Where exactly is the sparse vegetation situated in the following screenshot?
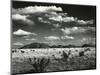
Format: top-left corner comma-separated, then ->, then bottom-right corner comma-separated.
27,57 -> 50,73
12,47 -> 96,74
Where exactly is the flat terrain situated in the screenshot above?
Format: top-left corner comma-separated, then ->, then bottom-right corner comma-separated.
11,47 -> 96,74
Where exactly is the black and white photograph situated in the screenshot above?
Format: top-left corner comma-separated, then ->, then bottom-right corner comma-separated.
11,0 -> 96,75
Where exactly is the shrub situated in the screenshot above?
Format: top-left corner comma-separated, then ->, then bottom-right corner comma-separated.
12,49 -> 17,53
75,50 -> 78,52
79,48 -> 91,57
62,50 -> 71,61
21,50 -> 24,53
59,51 -> 61,54
84,48 -> 91,52
28,57 -> 50,73
12,50 -> 15,53
79,51 -> 85,57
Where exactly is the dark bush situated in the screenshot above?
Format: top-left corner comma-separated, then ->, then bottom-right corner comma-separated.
21,50 -> 24,53
12,50 -> 17,53
28,57 -> 50,73
84,48 -> 91,52
59,51 -> 61,54
79,51 -> 85,57
62,50 -> 71,61
79,48 -> 91,57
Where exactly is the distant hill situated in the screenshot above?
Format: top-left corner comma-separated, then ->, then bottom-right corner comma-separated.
50,45 -> 80,48
82,44 -> 96,47
19,42 -> 96,49
20,42 -> 50,49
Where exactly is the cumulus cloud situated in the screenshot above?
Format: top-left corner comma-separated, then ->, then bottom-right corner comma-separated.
43,12 -> 68,21
38,17 -> 51,24
38,12 -> 93,27
13,42 -> 24,46
13,29 -> 37,36
60,27 -> 94,35
77,20 -> 94,25
49,16 -> 76,22
60,27 -> 79,35
40,9 -> 93,26
12,5 -> 94,28
49,15 -> 62,21
60,28 -> 71,35
49,15 -> 93,25
38,17 -> 61,28
52,23 -> 61,28
61,35 -> 74,40
44,36 -> 60,40
12,6 -> 62,14
12,14 -> 34,25
25,38 -> 36,41
81,37 -> 96,45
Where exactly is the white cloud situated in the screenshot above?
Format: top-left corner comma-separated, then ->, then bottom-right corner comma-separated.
49,15 -> 63,21
59,13 -> 68,16
38,17 -> 51,24
44,12 -> 58,17
13,42 -> 24,46
77,20 -> 93,25
81,37 -> 96,45
49,15 -> 93,24
60,27 -> 86,35
12,14 -> 34,25
61,35 -> 74,39
60,27 -> 95,37
12,6 -> 94,26
47,12 -> 93,25
12,14 -> 28,20
44,36 -> 60,40
44,12 -> 68,20
25,38 -> 36,41
63,17 -> 77,22
60,28 -> 71,35
49,16 -> 76,22
12,6 -> 62,14
38,17 -> 61,28
13,29 -> 37,36
52,23 -> 61,28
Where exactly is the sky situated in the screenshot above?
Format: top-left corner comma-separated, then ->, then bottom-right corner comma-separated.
12,0 -> 96,48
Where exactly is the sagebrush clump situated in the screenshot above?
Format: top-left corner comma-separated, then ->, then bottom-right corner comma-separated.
28,57 -> 50,72
62,50 -> 71,61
